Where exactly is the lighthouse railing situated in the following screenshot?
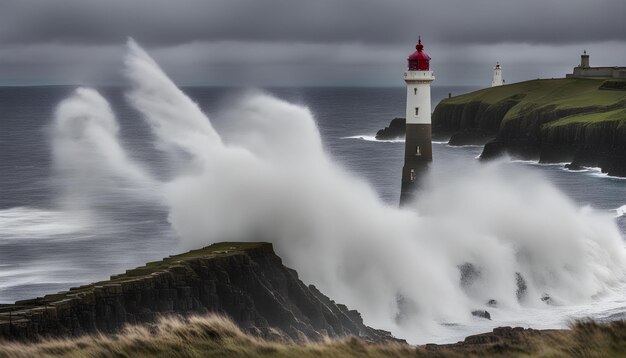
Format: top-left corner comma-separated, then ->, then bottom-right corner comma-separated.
403,71 -> 435,80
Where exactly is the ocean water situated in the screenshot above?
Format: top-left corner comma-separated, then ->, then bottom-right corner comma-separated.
1,85 -> 625,342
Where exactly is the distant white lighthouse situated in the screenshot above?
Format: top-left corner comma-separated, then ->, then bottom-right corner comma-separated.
400,37 -> 434,205
491,62 -> 504,87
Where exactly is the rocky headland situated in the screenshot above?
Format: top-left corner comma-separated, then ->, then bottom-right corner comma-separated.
434,78 -> 626,176
0,242 -> 396,343
377,78 -> 626,176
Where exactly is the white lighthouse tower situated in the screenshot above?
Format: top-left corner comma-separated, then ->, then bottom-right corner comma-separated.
491,62 -> 504,87
400,37 -> 435,205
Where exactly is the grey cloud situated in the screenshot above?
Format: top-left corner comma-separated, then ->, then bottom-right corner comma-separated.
1,0 -> 625,86
2,40 -> 624,86
1,0 -> 625,46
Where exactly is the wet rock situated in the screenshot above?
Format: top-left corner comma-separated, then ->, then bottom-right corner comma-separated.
472,310 -> 492,320
421,325 -> 545,355
487,299 -> 498,307
375,118 -> 405,140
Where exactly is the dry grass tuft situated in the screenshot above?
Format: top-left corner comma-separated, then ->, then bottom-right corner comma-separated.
0,314 -> 415,358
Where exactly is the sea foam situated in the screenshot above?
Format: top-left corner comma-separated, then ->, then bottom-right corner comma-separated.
341,135 -> 405,143
0,207 -> 86,240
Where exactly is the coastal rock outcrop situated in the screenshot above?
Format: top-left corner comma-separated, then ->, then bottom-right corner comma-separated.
375,117 -> 406,140
0,242 -> 398,343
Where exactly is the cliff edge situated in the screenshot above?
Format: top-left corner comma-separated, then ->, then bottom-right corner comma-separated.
0,242 -> 397,343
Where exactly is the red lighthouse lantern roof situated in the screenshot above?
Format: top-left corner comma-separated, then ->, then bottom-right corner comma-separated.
408,37 -> 431,71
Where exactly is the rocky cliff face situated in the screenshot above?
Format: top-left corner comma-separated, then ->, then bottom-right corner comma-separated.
0,242 -> 398,343
538,119 -> 626,176
431,94 -> 524,146
472,104 -> 626,177
432,95 -> 524,136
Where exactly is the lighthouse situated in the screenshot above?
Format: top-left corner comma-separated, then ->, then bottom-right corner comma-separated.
400,37 -> 434,205
491,62 -> 504,87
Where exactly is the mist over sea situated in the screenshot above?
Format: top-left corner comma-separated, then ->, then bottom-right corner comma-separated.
1,80 -> 625,343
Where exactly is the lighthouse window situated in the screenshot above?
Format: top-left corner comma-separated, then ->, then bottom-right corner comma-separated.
415,107 -> 419,116
410,169 -> 416,181
415,146 -> 421,156
414,88 -> 417,95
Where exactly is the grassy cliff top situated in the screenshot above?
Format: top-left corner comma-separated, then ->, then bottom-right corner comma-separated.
444,78 -> 626,108
114,241 -> 271,278
440,78 -> 626,125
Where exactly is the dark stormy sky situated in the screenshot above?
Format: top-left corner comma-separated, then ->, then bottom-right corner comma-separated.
1,0 -> 625,86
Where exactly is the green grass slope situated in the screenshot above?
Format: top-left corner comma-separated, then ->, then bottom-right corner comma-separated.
545,107 -> 626,128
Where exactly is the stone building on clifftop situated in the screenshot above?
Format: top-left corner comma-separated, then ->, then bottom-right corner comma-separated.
566,50 -> 626,79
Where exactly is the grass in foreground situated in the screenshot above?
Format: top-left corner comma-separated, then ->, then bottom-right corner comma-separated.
0,315 -> 412,358
2,314 -> 626,358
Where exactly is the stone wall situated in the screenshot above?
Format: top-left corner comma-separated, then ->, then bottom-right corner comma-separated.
567,66 -> 626,79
